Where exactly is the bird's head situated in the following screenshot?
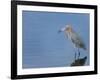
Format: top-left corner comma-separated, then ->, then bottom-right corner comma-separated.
58,24 -> 72,33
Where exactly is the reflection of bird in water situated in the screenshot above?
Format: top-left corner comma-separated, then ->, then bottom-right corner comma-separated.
59,24 -> 86,60
70,56 -> 87,66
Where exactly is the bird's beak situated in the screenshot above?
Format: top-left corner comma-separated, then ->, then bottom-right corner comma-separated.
58,27 -> 66,33
58,30 -> 62,33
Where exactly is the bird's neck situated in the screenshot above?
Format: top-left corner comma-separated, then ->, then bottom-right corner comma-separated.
65,31 -> 72,39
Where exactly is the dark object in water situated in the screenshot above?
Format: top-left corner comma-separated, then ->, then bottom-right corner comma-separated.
71,56 -> 87,66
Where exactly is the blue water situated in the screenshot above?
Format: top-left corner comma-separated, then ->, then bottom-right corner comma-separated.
22,11 -> 90,68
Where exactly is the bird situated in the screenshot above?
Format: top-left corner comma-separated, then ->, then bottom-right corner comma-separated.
59,24 -> 86,60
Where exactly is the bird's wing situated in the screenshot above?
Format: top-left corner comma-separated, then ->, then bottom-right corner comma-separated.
70,31 -> 86,50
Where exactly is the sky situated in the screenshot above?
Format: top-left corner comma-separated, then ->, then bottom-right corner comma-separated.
22,10 -> 90,69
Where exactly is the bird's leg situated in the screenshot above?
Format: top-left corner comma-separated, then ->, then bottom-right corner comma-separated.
78,48 -> 80,59
74,52 -> 77,61
74,46 -> 77,61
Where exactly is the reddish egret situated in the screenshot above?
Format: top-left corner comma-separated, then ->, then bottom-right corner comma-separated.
59,24 -> 86,59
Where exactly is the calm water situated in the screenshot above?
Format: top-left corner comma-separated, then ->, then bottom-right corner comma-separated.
22,11 -> 90,68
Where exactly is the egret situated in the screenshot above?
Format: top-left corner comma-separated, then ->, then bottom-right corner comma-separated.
59,24 -> 86,60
